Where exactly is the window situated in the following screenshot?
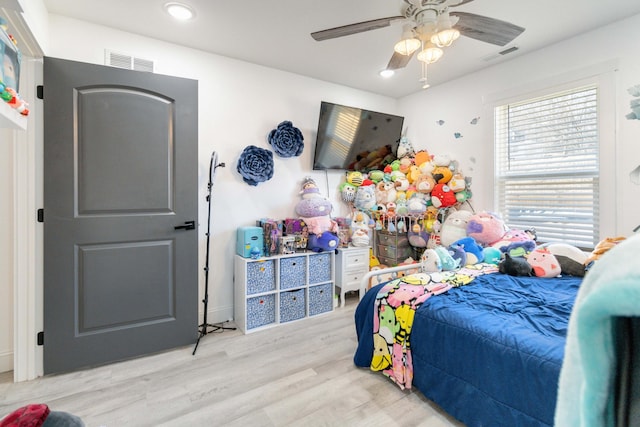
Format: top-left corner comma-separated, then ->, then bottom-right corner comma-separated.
494,85 -> 599,249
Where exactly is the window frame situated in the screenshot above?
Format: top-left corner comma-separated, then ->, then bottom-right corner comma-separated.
485,63 -> 617,249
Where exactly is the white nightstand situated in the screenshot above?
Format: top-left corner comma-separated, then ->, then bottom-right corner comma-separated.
335,246 -> 370,307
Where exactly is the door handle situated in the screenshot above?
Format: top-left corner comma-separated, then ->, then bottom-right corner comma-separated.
175,220 -> 196,231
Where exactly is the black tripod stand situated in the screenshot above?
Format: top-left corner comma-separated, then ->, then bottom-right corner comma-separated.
193,151 -> 236,355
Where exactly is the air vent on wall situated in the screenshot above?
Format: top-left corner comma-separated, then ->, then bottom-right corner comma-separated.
482,46 -> 519,62
105,49 -> 154,72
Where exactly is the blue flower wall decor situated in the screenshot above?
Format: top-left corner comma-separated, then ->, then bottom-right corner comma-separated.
268,120 -> 304,157
237,145 -> 274,186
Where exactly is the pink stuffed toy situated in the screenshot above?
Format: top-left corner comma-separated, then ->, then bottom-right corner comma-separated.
466,212 -> 506,246
526,247 -> 561,278
492,228 -> 534,251
304,215 -> 338,235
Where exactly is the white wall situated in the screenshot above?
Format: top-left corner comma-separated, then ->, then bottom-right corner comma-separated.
43,14 -> 397,328
0,129 -> 14,372
398,13 -> 640,237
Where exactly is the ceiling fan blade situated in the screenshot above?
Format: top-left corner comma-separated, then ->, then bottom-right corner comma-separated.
450,11 -> 525,46
450,0 -> 476,6
387,50 -> 415,70
311,16 -> 404,41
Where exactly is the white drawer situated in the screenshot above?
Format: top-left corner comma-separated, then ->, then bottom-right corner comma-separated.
340,268 -> 367,289
343,249 -> 369,270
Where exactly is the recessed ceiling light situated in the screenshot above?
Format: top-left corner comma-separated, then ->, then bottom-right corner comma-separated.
164,2 -> 195,21
379,69 -> 394,78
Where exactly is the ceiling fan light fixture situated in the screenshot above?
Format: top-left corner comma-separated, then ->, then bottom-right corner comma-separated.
417,45 -> 443,64
431,28 -> 460,47
379,69 -> 395,78
431,12 -> 460,47
164,2 -> 195,21
394,24 -> 421,56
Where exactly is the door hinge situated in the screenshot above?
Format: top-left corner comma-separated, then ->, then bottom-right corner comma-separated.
37,208 -> 44,223
37,331 -> 44,346
37,85 -> 44,100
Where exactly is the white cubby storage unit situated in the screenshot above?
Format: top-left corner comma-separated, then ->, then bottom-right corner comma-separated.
234,251 -> 335,333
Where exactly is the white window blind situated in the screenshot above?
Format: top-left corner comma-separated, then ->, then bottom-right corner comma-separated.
494,85 -> 599,249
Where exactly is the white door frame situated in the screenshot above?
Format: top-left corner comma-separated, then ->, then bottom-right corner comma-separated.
13,57 -> 44,381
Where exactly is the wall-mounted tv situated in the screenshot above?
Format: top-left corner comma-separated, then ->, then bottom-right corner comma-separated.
312,101 -> 404,172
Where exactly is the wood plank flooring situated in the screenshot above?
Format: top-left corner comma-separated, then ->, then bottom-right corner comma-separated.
0,295 -> 464,426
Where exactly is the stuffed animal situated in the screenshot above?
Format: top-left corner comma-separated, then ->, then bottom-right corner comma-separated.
439,209 -> 473,247
307,232 -> 339,252
414,173 -> 436,195
492,228 -> 534,251
430,184 -> 457,208
466,212 -> 506,246
304,215 -> 338,235
500,240 -> 536,258
432,166 -> 453,184
407,194 -> 427,215
526,247 -> 561,278
338,182 -> 357,203
375,180 -> 397,205
408,222 -> 429,248
367,169 -> 385,183
482,247 -> 503,265
420,248 -> 442,272
432,153 -> 452,167
584,236 -> 626,265
414,150 -> 431,168
350,227 -> 370,247
450,236 -> 484,265
346,171 -> 364,187
499,253 -> 532,276
448,244 -> 467,267
396,136 -> 416,159
540,242 -> 588,277
354,184 -> 376,211
448,173 -> 466,192
434,246 -> 459,270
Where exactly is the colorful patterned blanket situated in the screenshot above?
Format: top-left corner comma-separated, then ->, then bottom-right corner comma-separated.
371,264 -> 499,389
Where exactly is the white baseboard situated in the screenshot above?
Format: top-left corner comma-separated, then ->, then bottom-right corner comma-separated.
201,304 -> 234,325
0,350 -> 13,374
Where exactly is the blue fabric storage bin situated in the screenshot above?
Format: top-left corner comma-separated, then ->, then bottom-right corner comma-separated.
280,256 -> 306,290
308,253 -> 331,284
246,293 -> 276,330
279,288 -> 306,323
309,283 -> 333,316
246,260 -> 276,295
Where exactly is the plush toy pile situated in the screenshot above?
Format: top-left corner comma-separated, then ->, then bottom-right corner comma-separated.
295,177 -> 339,252
336,140 -> 593,278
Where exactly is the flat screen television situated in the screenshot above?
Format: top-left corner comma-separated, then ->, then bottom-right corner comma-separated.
312,101 -> 404,172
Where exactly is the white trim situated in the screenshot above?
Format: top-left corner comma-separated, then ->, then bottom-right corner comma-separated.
13,57 -> 44,382
0,349 -> 13,373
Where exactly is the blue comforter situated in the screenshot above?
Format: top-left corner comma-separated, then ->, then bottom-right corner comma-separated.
354,273 -> 582,427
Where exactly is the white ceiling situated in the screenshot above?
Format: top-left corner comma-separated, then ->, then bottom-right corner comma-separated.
42,0 -> 640,99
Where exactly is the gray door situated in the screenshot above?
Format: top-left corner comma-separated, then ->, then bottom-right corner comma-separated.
43,57 -> 198,374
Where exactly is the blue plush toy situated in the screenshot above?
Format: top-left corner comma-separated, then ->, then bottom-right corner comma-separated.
434,246 -> 459,271
500,240 -> 536,258
307,232 -> 339,253
482,247 -> 503,265
451,236 -> 485,264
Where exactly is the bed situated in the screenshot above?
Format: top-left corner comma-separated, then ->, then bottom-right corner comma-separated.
353,264 -> 582,427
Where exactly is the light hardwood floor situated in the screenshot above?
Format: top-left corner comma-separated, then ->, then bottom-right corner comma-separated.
0,294 -> 464,426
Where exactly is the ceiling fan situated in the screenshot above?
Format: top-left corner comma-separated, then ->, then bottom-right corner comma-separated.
311,0 -> 525,85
